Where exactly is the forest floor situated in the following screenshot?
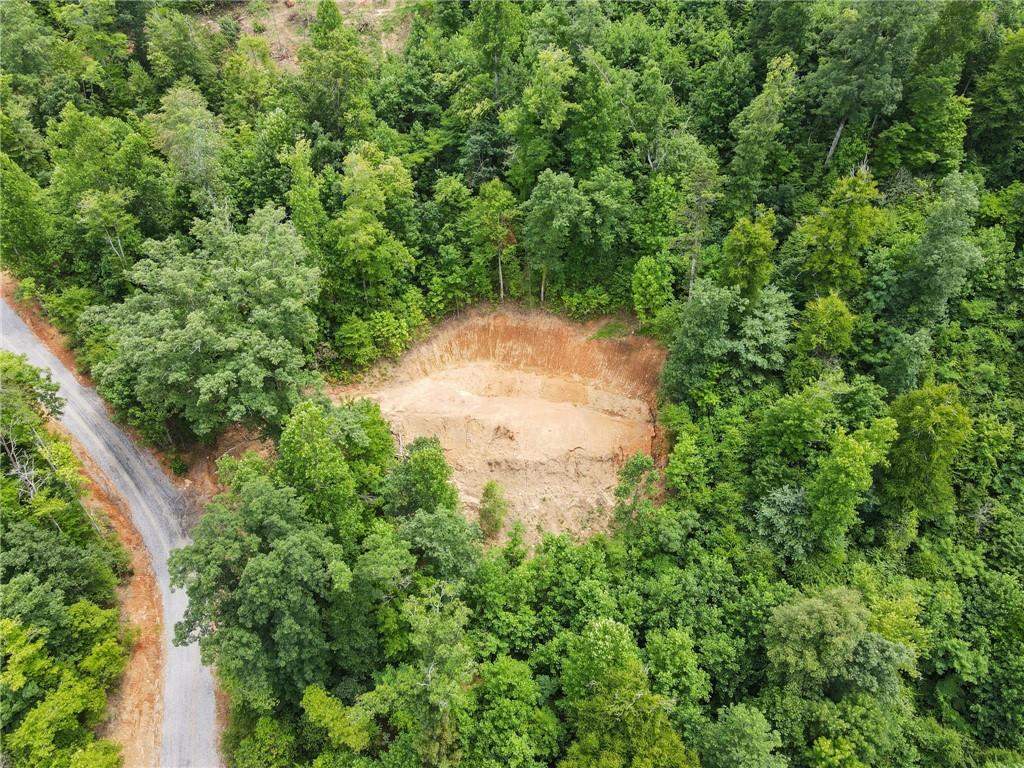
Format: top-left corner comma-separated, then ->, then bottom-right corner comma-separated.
333,306 -> 666,543
169,423 -> 274,529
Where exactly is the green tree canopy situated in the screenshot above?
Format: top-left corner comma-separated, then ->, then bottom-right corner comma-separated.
86,205 -> 319,441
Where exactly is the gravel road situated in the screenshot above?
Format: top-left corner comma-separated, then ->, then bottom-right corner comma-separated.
2,299 -> 219,767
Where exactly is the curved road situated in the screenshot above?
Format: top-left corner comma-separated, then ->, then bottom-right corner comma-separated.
1,299 -> 219,767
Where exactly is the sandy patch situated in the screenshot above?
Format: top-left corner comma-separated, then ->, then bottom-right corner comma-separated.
334,307 -> 665,542
228,0 -> 310,71
340,0 -> 413,54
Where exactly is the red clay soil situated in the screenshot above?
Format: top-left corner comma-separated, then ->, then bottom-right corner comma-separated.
53,425 -> 164,768
172,424 -> 276,528
335,306 -> 666,543
1,274 -> 92,388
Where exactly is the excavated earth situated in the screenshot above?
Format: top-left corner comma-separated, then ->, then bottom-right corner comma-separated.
335,307 -> 665,542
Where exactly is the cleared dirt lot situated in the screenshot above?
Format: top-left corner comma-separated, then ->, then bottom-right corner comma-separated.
336,307 -> 665,542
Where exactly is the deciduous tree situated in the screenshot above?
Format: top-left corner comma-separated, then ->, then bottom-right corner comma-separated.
86,206 -> 319,441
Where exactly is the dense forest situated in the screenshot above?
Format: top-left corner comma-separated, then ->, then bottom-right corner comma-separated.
0,353 -> 130,768
1,0 -> 1023,767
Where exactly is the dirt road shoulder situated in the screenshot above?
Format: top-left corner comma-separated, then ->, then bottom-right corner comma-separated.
57,425 -> 164,768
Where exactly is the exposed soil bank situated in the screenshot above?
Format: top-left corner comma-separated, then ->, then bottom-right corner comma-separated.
335,307 -> 665,542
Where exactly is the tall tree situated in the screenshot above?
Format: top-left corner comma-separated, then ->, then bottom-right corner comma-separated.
566,50 -> 627,178
144,6 -> 222,97
721,207 -> 777,307
560,618 -> 697,768
874,1 -> 980,176
0,153 -> 54,283
147,84 -> 225,210
520,170 -> 590,303
576,167 -> 634,292
169,453 -> 346,712
467,179 -> 519,301
631,254 -> 674,330
889,172 -> 980,325
295,0 -> 373,143
281,138 -> 328,269
500,47 -> 578,196
220,36 -> 282,127
468,0 -> 524,103
464,655 -> 557,767
356,590 -> 476,766
325,142 -> 417,327
663,135 -> 723,300
788,294 -> 856,385
882,383 -> 972,537
277,401 -> 362,549
805,417 -> 897,558
804,1 -> 927,166
384,436 -> 459,518
660,281 -> 738,411
795,169 -> 882,298
85,206 -> 319,441
969,28 -> 1024,185
701,704 -> 789,768
46,104 -> 176,295
726,55 -> 798,217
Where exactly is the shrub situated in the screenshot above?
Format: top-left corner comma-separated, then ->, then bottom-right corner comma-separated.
561,287 -> 612,320
45,286 -> 101,343
367,310 -> 411,358
335,316 -> 378,370
631,255 -> 673,327
13,277 -> 38,303
170,455 -> 189,476
478,480 -> 508,539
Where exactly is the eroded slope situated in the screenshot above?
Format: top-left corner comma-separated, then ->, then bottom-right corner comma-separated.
336,307 -> 665,541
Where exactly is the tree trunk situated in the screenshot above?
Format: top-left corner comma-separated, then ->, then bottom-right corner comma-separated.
497,255 -> 504,301
540,267 -> 546,304
687,250 -> 698,302
492,50 -> 501,100
824,115 -> 848,167
862,114 -> 879,166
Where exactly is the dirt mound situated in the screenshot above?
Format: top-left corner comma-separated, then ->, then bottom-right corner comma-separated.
335,307 -> 665,542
